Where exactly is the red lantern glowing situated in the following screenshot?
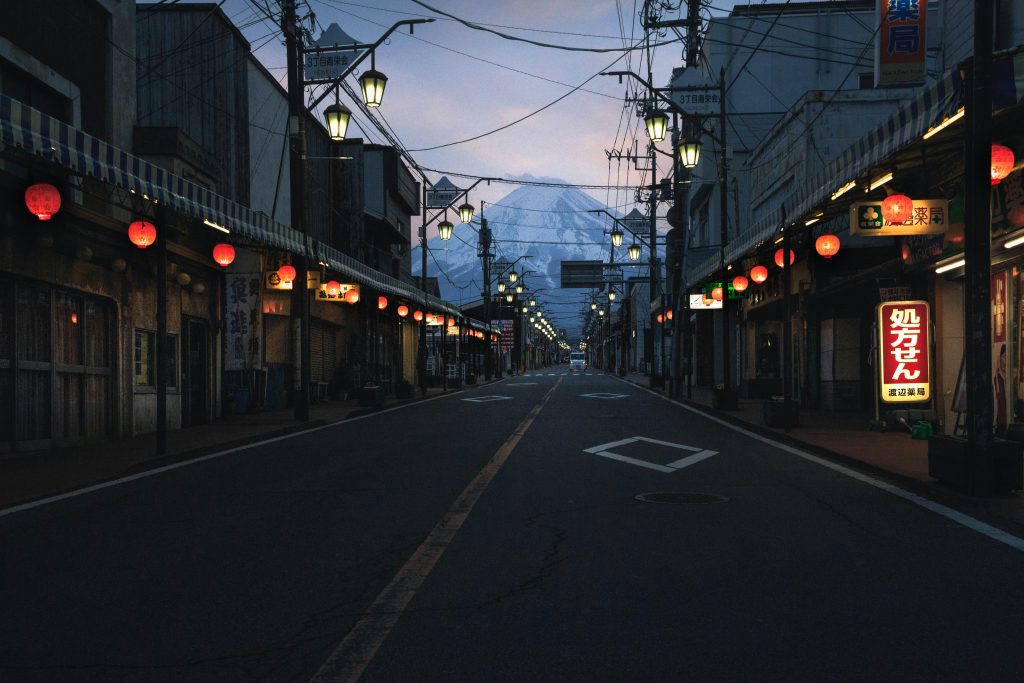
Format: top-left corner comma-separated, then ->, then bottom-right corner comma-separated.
750,265 -> 768,284
413,310 -> 423,322
732,275 -> 749,292
277,264 -> 296,284
378,296 -> 388,310
448,316 -> 455,326
666,309 -> 673,321
344,289 -> 359,304
25,183 -> 61,220
128,220 -> 157,249
212,243 -> 235,267
325,280 -> 342,298
712,286 -> 723,301
901,243 -> 911,261
774,248 -> 795,268
992,144 -> 1015,185
881,193 -> 913,224
656,314 -> 664,324
397,305 -> 409,317
815,234 -> 841,258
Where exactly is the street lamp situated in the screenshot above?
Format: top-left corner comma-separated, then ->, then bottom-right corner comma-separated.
678,137 -> 702,169
323,99 -> 352,141
608,291 -> 616,301
591,302 -> 597,310
437,219 -> 454,241
505,292 -> 514,303
628,242 -> 641,261
457,202 -> 474,224
497,281 -> 506,293
359,54 -> 388,107
508,269 -> 518,283
529,298 -> 536,307
515,283 -> 524,294
645,109 -> 669,143
610,226 -> 624,248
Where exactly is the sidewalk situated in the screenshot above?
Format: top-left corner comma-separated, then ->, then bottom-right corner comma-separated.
618,371 -> 1024,530
0,380 -> 496,510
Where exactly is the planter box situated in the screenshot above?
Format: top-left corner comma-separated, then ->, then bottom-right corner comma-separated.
713,388 -> 738,410
763,398 -> 799,427
358,385 -> 385,407
928,435 -> 1024,493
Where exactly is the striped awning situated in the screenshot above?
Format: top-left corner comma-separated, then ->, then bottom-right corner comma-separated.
0,95 -> 466,318
0,95 -> 309,255
784,68 -> 961,229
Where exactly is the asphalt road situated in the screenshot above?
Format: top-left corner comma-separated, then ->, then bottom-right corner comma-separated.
3,368 -> 1024,682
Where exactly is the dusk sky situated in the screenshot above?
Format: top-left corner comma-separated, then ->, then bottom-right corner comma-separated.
225,0 -> 742,209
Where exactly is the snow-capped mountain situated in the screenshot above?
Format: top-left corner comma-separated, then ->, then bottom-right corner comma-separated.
418,178 -> 616,318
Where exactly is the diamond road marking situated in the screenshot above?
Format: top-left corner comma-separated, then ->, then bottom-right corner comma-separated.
582,436 -> 718,474
581,392 -> 629,399
461,395 -> 514,403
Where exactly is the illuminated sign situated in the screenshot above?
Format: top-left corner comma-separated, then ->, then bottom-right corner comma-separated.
316,283 -> 359,302
689,293 -> 722,310
878,300 -> 930,403
850,199 -> 947,236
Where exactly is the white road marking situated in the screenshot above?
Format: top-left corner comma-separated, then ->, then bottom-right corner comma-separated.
506,382 -> 538,386
0,390 -> 462,519
580,392 -> 629,399
461,395 -> 513,403
619,377 -> 1024,553
582,436 -> 718,474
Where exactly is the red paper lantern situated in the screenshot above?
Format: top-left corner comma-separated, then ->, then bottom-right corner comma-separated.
344,289 -> 359,304
712,286 -> 724,301
774,248 -> 795,268
732,275 -> 749,292
397,305 -> 409,317
212,243 -> 235,267
325,280 -> 341,297
992,144 -> 1015,185
413,310 -> 423,322
24,183 -> 61,220
666,310 -> 673,321
656,314 -> 664,324
750,265 -> 768,284
128,220 -> 157,249
447,317 -> 455,326
901,243 -> 911,261
277,264 -> 296,284
881,193 -> 913,224
815,234 -> 841,258
378,296 -> 388,310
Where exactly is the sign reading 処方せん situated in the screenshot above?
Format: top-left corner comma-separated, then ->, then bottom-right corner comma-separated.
850,199 -> 948,236
878,300 -> 930,403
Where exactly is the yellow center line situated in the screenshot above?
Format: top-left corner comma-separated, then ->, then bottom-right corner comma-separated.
310,377 -> 563,683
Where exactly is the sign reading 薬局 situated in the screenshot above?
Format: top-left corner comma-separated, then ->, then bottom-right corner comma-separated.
875,0 -> 927,87
878,300 -> 930,403
850,199 -> 948,236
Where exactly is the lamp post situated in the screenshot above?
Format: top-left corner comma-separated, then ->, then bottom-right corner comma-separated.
282,4 -> 430,421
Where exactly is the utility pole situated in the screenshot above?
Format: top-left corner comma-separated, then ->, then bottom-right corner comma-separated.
282,0 -> 310,421
685,0 -> 701,67
419,186 -> 429,396
717,66 -> 734,404
964,0 -> 995,493
649,142 -> 660,386
480,206 -> 493,380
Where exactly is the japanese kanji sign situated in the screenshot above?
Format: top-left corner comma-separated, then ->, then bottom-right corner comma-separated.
850,199 -> 948,236
878,300 -> 930,403
875,0 -> 927,86
225,272 -> 262,371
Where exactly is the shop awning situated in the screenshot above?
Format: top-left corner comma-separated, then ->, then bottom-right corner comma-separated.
0,95 -> 310,255
784,69 -> 961,230
0,95 -> 468,319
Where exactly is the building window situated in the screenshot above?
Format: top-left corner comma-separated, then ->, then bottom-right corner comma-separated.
135,330 -> 154,386
134,331 -> 178,387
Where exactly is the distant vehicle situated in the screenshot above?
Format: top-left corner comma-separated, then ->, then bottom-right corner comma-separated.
569,352 -> 586,372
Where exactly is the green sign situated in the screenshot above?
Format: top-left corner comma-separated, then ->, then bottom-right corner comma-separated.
857,204 -> 884,231
702,281 -> 748,300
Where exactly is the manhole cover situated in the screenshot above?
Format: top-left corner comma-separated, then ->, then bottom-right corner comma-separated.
634,492 -> 729,505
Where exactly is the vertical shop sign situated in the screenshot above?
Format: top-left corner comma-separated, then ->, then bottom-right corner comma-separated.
878,300 -> 930,403
993,271 -> 1009,429
225,272 -> 262,371
875,0 -> 927,87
